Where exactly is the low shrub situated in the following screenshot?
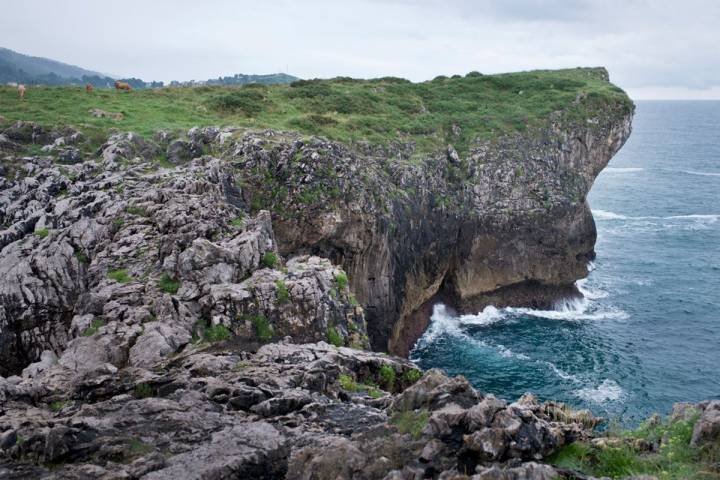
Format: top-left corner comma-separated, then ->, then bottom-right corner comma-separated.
327,326 -> 343,347
390,410 -> 429,440
379,364 -> 396,390
81,318 -> 105,337
133,383 -> 154,399
204,324 -> 231,343
403,368 -> 423,384
275,279 -> 290,304
34,227 -> 49,238
262,251 -> 278,268
334,272 -> 348,290
158,273 -> 181,294
249,314 -> 273,342
108,268 -> 132,283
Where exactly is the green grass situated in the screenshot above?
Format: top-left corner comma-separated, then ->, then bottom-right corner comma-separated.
80,318 -> 105,337
261,251 -> 278,269
339,373 -> 359,392
229,217 -> 245,228
390,410 -> 429,440
74,249 -> 89,264
126,205 -> 148,216
248,314 -> 273,342
547,409 -> 720,479
334,272 -> 348,291
34,227 -> 49,238
203,324 -> 231,343
108,268 -> 132,283
0,67 -> 632,156
403,368 -> 423,385
133,383 -> 155,399
127,438 -> 153,456
327,326 -> 343,347
158,273 -> 181,294
379,364 -> 396,390
49,400 -> 68,412
275,279 -> 290,304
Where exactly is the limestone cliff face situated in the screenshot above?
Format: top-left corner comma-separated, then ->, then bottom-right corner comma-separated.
0,87 -> 632,374
234,102 -> 633,355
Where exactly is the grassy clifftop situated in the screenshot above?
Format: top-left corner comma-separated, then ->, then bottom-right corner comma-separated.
0,67 -> 632,155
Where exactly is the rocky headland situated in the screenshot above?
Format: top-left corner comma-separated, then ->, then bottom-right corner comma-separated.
1,69 -> 717,479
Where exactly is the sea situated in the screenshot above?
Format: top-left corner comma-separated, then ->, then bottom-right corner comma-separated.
411,101 -> 720,425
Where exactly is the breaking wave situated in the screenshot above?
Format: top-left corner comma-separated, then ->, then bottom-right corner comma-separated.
575,379 -> 625,404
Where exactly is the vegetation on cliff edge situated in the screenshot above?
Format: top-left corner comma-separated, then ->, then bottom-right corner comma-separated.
0,67 -> 632,155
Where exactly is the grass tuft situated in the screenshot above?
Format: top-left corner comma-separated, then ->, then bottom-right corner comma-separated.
327,326 -> 343,347
275,279 -> 290,304
108,268 -> 132,283
261,251 -> 278,269
390,410 -> 429,440
34,227 -> 50,238
81,318 -> 105,337
379,364 -> 396,390
158,273 -> 181,294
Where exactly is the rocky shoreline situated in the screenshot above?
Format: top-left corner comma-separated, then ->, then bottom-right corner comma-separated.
6,84 -> 717,478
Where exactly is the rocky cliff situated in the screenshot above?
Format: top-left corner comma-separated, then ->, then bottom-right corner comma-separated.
0,67 -> 646,478
220,101 -> 633,355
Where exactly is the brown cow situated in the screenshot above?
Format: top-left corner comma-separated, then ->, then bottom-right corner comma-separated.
18,84 -> 26,100
114,81 -> 131,91
86,84 -> 94,94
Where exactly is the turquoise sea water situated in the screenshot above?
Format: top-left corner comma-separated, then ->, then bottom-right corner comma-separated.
411,101 -> 720,425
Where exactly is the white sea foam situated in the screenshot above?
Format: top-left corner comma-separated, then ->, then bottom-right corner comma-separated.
575,379 -> 625,404
592,209 -> 628,220
678,169 -> 720,177
604,167 -> 644,173
576,278 -> 609,300
457,305 -> 505,326
666,214 -> 718,222
541,361 -> 580,382
505,299 -> 628,321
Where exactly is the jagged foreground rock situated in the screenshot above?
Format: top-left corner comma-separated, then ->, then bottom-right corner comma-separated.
0,338 -> 601,479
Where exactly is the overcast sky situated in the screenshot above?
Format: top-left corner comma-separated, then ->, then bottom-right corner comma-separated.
2,0 -> 719,99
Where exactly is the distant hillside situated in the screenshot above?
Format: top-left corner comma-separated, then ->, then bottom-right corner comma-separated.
0,47 -> 106,80
0,47 -> 298,89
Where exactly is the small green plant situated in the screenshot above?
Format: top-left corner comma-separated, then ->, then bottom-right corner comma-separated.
158,273 -> 181,294
366,386 -> 383,399
229,217 -> 245,228
334,272 -> 348,290
327,326 -> 343,347
348,294 -> 359,306
127,438 -> 153,456
34,227 -> 50,238
49,400 -> 68,412
233,360 -> 250,371
403,368 -> 423,384
275,279 -> 290,304
112,217 -> 125,227
261,251 -> 278,268
339,373 -> 358,392
81,318 -> 105,337
204,324 -> 231,343
379,364 -> 396,390
249,314 -> 273,342
108,268 -> 132,283
74,249 -> 89,264
126,206 -> 147,216
133,383 -> 154,399
390,410 -> 429,440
